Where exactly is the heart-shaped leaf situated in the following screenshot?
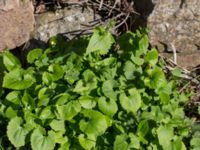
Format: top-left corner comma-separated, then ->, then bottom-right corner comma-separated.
79,110 -> 108,137
31,129 -> 55,150
78,134 -> 96,150
78,95 -> 96,109
27,48 -> 43,64
98,97 -> 118,117
114,134 -> 129,150
86,27 -> 115,55
3,68 -> 35,90
119,88 -> 141,113
3,51 -> 21,71
56,101 -> 81,121
7,117 -> 29,147
157,125 -> 174,148
102,80 -> 118,100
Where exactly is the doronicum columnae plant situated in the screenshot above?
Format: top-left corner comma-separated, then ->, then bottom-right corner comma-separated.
0,27 -> 199,149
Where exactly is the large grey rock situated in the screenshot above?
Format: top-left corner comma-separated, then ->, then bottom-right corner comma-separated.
33,6 -> 99,43
147,0 -> 200,68
0,0 -> 35,51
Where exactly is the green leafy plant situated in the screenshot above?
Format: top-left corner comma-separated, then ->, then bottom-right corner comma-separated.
0,27 -> 197,149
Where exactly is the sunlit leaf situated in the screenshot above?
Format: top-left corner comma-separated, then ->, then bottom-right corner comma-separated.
137,120 -> 149,138
191,132 -> 200,150
48,64 -> 64,81
27,48 -> 43,64
129,133 -> 140,149
31,129 -> 55,150
79,110 -> 107,137
102,80 -> 118,100
3,68 -> 35,90
7,117 -> 28,147
145,48 -> 158,66
56,101 -> 81,121
3,51 -> 21,71
157,125 -> 174,148
119,88 -> 141,113
98,97 -> 118,117
78,95 -> 96,109
38,87 -> 51,107
86,27 -> 115,55
50,120 -> 65,132
78,134 -> 96,150
114,134 -> 129,150
39,106 -> 54,120
123,60 -> 136,80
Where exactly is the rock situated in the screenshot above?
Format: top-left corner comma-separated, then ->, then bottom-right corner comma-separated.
146,0 -> 200,68
32,6 -> 99,43
0,0 -> 35,51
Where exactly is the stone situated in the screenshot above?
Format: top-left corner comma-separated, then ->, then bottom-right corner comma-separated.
32,6 -> 99,44
146,0 -> 200,68
0,0 -> 35,51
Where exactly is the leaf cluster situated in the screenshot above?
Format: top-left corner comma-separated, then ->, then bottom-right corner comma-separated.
0,27 -> 198,149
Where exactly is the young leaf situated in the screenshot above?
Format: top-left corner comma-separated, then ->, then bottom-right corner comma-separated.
3,51 -> 21,71
190,132 -> 200,150
38,87 -> 51,107
78,95 -> 96,109
119,88 -> 141,113
54,93 -> 71,105
98,97 -> 118,117
58,142 -> 70,150
74,70 -> 98,95
22,91 -> 35,108
157,125 -> 174,148
137,120 -> 149,138
114,134 -> 129,150
24,110 -> 38,130
31,129 -> 55,150
5,107 -> 17,118
145,48 -> 158,66
138,34 -> 148,56
7,117 -> 28,148
27,48 -> 43,64
102,80 -> 118,100
147,67 -> 167,89
48,64 -> 64,81
5,91 -> 22,107
78,134 -> 96,150
131,55 -> 144,66
64,69 -> 80,85
39,106 -> 54,120
97,57 -> 117,67
48,130 -> 68,144
56,101 -> 81,121
3,68 -> 35,90
172,68 -> 182,78
123,60 -> 136,80
129,133 -> 140,149
50,120 -> 65,132
42,72 -> 53,85
159,92 -> 170,104
172,138 -> 186,150
100,66 -> 117,80
79,110 -> 108,137
86,27 -> 115,55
